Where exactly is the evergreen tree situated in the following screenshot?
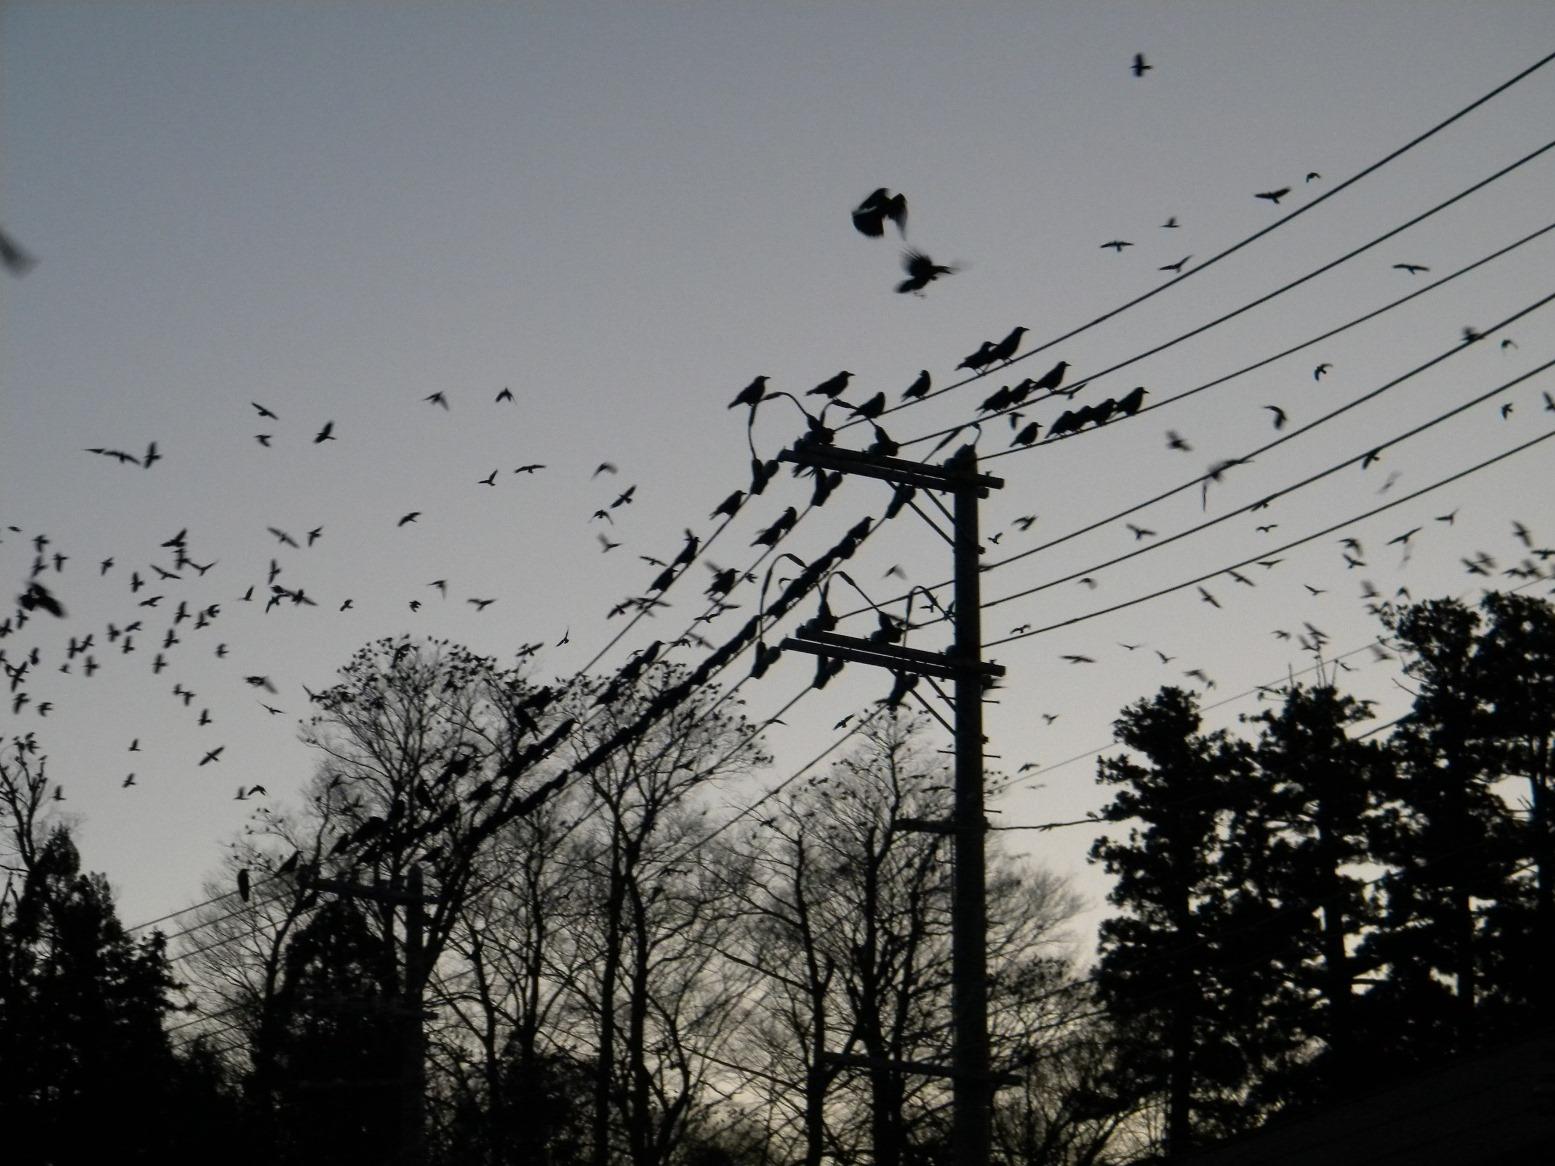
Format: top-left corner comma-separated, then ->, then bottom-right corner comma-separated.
1088,687 -> 1256,1156
0,826 -> 195,1162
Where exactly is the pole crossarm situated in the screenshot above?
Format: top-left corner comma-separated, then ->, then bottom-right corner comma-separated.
781,628 -> 1006,682
778,444 -> 1004,495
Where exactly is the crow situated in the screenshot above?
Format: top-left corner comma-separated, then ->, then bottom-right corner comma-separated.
1159,255 -> 1191,273
902,370 -> 931,401
1100,239 -> 1133,251
729,375 -> 769,409
1255,187 -> 1291,204
852,188 -> 908,237
1131,52 -> 1151,77
807,370 -> 854,399
896,248 -> 956,294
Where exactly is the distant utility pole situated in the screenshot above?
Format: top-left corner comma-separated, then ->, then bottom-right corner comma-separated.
779,441 -> 1005,1166
301,862 -> 437,1166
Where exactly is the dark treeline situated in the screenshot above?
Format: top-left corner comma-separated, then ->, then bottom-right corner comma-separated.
2,591 -> 1550,1164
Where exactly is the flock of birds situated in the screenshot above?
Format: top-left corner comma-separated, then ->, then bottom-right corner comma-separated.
5,50 -> 1554,907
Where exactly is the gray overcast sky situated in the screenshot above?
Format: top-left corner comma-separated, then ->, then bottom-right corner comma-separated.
4,1 -> 1554,939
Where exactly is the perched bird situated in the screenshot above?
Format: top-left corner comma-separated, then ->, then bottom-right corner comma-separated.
1031,360 -> 1070,394
1255,187 -> 1291,204
1116,385 -> 1149,416
807,370 -> 853,399
752,507 -> 798,547
902,370 -> 931,401
958,342 -> 998,373
848,391 -> 887,420
896,248 -> 957,295
1131,52 -> 1151,77
729,375 -> 769,409
987,326 -> 1029,366
709,490 -> 745,521
851,188 -> 908,238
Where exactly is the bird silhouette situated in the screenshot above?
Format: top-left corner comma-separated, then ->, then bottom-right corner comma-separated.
0,227 -> 37,275
1393,263 -> 1429,275
252,402 -> 278,419
987,326 -> 1029,366
729,375 -> 769,409
1131,52 -> 1151,77
752,507 -> 798,547
902,370 -> 931,401
851,188 -> 908,238
397,512 -> 421,526
425,391 -> 449,410
1159,255 -> 1191,273
1255,187 -> 1291,204
1031,360 -> 1070,394
1313,363 -> 1332,380
895,248 -> 957,295
495,387 -> 514,402
313,420 -> 335,443
1100,240 -> 1133,252
807,370 -> 853,399
1264,405 -> 1288,430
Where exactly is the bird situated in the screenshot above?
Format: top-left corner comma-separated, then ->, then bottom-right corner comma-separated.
851,188 -> 908,238
1305,171 -> 1322,182
467,597 -> 496,611
1162,215 -> 1180,228
252,402 -> 278,419
987,326 -> 1029,366
1264,405 -> 1288,430
1126,523 -> 1156,541
902,370 -> 931,401
807,370 -> 853,399
255,434 -> 272,446
424,391 -> 449,409
709,490 -> 744,521
478,469 -> 498,486
752,507 -> 798,547
514,463 -> 545,474
1159,255 -> 1191,273
597,534 -> 620,552
1010,421 -> 1041,447
1131,52 -> 1151,77
593,462 -> 617,477
313,420 -> 335,443
1393,263 -> 1429,275
1062,654 -> 1096,664
1100,239 -> 1133,252
397,512 -> 421,526
267,526 -> 299,547
0,226 -> 37,275
1255,187 -> 1291,204
896,248 -> 957,295
1166,430 -> 1192,452
958,343 -> 999,373
848,391 -> 887,420
199,746 -> 225,766
1313,363 -> 1332,380
1031,360 -> 1070,394
729,375 -> 769,409
1197,586 -> 1221,609
1116,385 -> 1149,416
495,387 -> 514,402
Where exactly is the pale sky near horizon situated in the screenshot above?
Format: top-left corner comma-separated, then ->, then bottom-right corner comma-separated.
4,2 -> 1555,946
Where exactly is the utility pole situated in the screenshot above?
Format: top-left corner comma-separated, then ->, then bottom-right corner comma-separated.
301,862 -> 437,1166
779,441 -> 1004,1166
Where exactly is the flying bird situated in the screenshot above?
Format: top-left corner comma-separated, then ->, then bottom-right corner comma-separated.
252,402 -> 278,419
313,421 -> 335,443
495,387 -> 514,402
1159,255 -> 1191,273
1255,187 -> 1291,204
1131,52 -> 1151,77
1162,215 -> 1180,228
1264,405 -> 1288,430
424,391 -> 449,409
397,512 -> 421,526
1393,263 -> 1429,275
851,188 -> 908,238
1100,239 -> 1133,252
1313,363 -> 1332,380
895,248 -> 957,295
0,226 -> 37,275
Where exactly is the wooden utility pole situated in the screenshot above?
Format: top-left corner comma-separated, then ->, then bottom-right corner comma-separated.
300,863 -> 437,1166
779,441 -> 1004,1166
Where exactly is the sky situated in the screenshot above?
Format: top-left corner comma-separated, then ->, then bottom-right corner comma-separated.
3,1 -> 1555,947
